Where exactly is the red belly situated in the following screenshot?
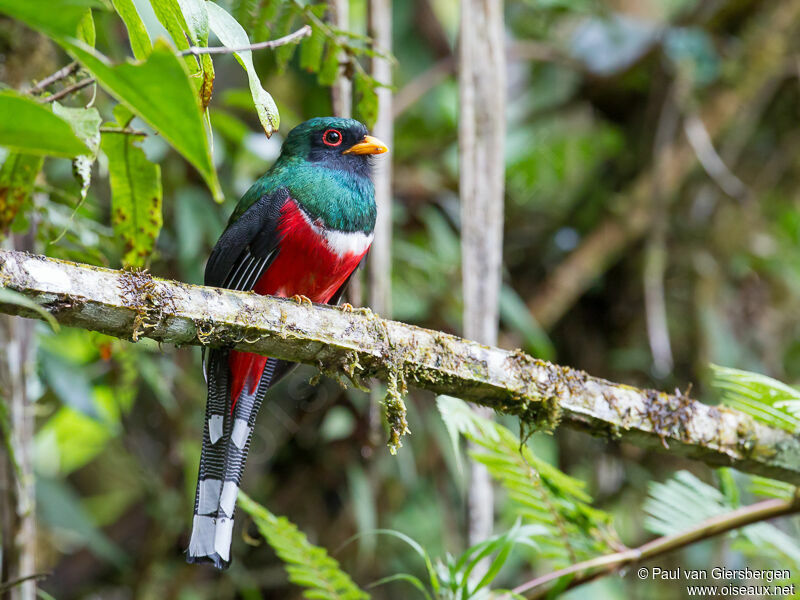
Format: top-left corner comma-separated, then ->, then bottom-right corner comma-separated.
228,200 -> 368,402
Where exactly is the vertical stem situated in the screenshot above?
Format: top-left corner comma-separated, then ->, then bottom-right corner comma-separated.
459,0 -> 506,563
329,0 -> 352,119
330,0 -> 362,307
0,235 -> 38,600
368,0 -> 393,319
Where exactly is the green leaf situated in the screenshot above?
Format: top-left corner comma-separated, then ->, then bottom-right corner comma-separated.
0,153 -> 44,234
318,41 -> 341,87
0,92 -> 89,158
0,287 -> 59,331
711,365 -> 800,432
40,349 -> 98,418
499,285 -> 555,360
177,0 -> 215,107
177,0 -> 209,44
0,0 -> 100,40
437,395 -> 613,565
0,2 -> 222,201
354,70 -> 378,129
149,0 -> 192,50
111,0 -> 152,59
367,573 -> 432,600
52,103 -> 102,202
272,2 -> 299,71
77,7 -> 95,47
151,0 -> 215,107
102,107 -> 163,267
300,24 -> 325,72
206,1 -> 280,136
238,491 -> 370,600
66,40 -> 222,200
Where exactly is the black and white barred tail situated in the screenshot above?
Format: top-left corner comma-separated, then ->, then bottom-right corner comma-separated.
186,350 -> 286,568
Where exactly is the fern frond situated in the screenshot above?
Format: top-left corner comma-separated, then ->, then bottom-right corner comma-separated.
238,491 -> 370,600
710,365 -> 800,431
437,396 -> 613,566
644,470 -> 800,571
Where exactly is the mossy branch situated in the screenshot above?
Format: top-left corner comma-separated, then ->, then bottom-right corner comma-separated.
2,250 -> 800,483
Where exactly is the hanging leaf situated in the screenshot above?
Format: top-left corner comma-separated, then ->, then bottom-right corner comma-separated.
52,103 -> 102,202
149,0 -> 192,50
354,70 -> 378,129
102,107 -> 163,267
206,1 -> 280,136
318,41 -> 341,86
151,0 -> 215,108
0,92 -> 89,158
76,7 -> 95,47
299,21 -> 325,72
0,153 -> 44,235
272,3 -> 299,71
111,0 -> 152,59
178,0 -> 215,108
238,491 -> 370,600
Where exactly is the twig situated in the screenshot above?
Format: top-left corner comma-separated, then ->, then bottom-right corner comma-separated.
0,572 -> 51,593
99,127 -> 147,136
683,113 -> 749,200
511,492 -> 800,598
29,62 -> 79,94
179,25 -> 311,56
39,77 -> 95,104
2,250 -> 800,485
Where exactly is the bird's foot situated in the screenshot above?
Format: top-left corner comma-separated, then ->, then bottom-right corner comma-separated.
290,294 -> 313,307
340,303 -> 354,313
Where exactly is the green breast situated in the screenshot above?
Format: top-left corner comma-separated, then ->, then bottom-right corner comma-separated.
232,158 -> 376,234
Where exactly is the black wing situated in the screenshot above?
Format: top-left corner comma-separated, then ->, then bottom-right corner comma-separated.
205,187 -> 290,291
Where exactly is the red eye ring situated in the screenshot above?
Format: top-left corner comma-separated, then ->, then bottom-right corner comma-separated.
323,129 -> 343,147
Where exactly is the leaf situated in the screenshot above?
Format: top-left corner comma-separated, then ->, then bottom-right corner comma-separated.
102,106 -> 163,267
0,153 -> 44,235
318,41 -> 341,86
52,103 -> 101,202
111,0 -> 151,59
711,364 -> 800,432
66,40 -> 222,200
0,287 -> 59,331
177,0 -> 215,108
0,92 -> 89,158
151,0 -> 215,107
300,24 -> 325,72
499,285 -> 555,360
0,0 -> 100,40
77,7 -> 95,47
0,1 -> 222,200
354,70 -> 378,129
206,1 -> 280,136
40,349 -> 98,418
645,470 -> 800,568
238,491 -> 370,600
149,0 -> 192,50
437,395 -> 614,565
272,2 -> 299,71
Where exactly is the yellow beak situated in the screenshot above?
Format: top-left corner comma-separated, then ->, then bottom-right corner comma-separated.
343,135 -> 389,155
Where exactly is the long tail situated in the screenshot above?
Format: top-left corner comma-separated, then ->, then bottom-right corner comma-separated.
187,350 -> 287,568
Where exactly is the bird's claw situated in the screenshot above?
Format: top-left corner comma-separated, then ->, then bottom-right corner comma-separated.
291,294 -> 313,306
340,303 -> 354,313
